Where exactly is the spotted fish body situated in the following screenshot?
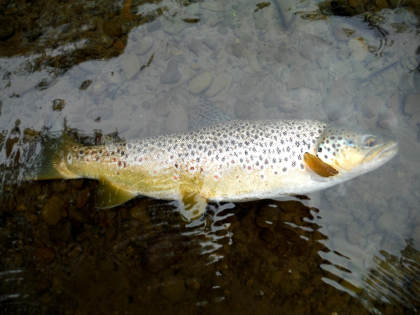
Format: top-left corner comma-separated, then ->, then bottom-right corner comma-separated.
46,119 -> 397,220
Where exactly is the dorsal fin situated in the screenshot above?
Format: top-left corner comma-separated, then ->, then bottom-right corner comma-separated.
304,152 -> 338,177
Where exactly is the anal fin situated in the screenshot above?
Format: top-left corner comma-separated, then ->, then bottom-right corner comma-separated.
179,192 -> 208,221
95,179 -> 136,208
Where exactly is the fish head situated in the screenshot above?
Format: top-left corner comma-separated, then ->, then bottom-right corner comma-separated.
315,127 -> 398,176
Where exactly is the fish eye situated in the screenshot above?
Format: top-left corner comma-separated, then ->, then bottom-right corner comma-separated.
363,136 -> 377,147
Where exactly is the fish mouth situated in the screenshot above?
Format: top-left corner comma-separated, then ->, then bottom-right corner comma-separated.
363,141 -> 398,165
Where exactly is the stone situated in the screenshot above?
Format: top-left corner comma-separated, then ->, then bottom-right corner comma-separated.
121,54 -> 141,80
205,73 -> 232,97
188,71 -> 213,94
42,195 -> 65,225
160,277 -> 185,302
160,59 -> 181,84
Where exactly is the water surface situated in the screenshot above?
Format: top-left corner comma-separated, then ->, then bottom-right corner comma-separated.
0,0 -> 419,313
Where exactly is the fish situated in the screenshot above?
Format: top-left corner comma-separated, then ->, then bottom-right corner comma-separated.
34,119 -> 398,221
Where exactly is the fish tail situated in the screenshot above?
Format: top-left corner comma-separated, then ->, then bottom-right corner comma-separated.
29,132 -> 80,180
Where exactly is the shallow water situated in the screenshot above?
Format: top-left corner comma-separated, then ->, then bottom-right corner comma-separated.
0,0 -> 419,314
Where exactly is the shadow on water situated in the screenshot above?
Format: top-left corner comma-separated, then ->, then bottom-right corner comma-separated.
0,132 -> 418,314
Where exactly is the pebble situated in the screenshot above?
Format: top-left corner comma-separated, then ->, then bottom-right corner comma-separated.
188,71 -> 213,94
160,59 -> 181,84
205,73 -> 232,97
42,195 -> 65,225
121,54 -> 141,80
160,277 -> 186,302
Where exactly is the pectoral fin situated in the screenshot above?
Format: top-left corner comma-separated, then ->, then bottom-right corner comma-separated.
304,152 -> 339,177
95,179 -> 136,208
178,192 -> 208,221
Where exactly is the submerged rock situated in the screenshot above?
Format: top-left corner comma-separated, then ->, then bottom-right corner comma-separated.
188,71 -> 213,94
160,276 -> 186,302
160,59 -> 182,84
42,195 -> 66,225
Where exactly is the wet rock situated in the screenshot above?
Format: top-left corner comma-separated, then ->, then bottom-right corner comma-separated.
80,80 -> 92,90
188,72 -> 213,94
160,276 -> 185,302
205,73 -> 232,97
121,54 -> 141,80
160,59 -> 181,84
42,195 -> 66,225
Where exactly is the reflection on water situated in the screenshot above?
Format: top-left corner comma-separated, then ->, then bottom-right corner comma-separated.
2,179 -> 416,314
0,0 -> 419,313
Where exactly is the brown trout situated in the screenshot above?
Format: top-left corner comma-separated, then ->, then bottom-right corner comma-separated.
36,120 -> 398,220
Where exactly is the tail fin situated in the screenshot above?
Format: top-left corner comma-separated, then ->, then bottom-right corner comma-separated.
28,132 -> 80,181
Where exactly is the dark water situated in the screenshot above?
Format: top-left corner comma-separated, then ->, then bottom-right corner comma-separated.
0,0 -> 419,314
